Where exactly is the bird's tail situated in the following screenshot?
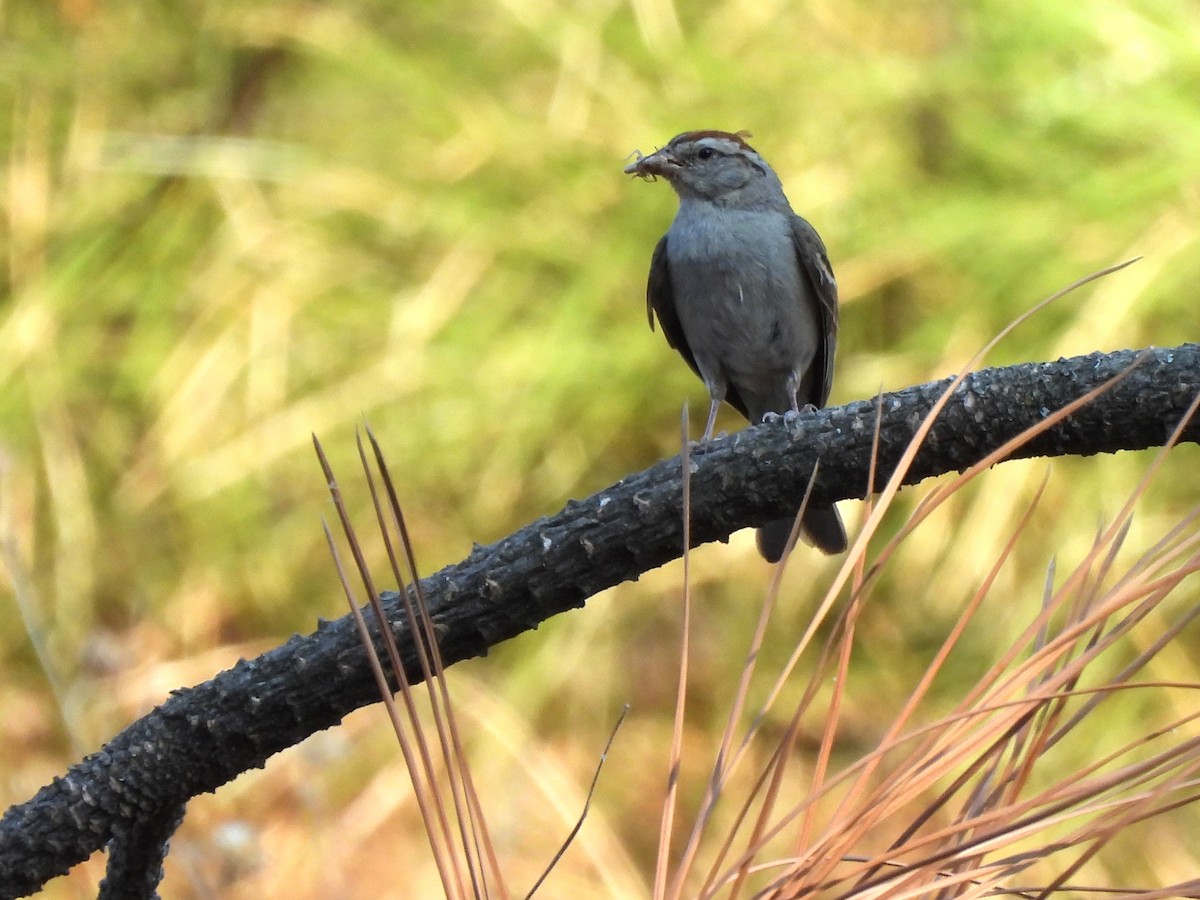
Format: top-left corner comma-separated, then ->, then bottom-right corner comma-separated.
756,504 -> 847,562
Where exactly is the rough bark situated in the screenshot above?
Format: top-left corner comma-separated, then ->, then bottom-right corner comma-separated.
0,344 -> 1197,898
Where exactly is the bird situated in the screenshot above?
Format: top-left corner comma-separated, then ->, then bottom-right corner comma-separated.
624,129 -> 847,561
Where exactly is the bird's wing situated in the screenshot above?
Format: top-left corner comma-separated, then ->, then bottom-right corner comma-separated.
646,235 -> 750,419
647,234 -> 702,379
790,215 -> 839,408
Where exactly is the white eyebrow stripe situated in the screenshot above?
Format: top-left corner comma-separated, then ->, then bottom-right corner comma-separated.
691,137 -> 743,153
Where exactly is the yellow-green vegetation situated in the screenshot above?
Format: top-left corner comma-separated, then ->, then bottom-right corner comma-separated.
2,1 -> 1200,896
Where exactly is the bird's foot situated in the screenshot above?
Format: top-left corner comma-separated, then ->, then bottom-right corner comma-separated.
762,406 -> 817,427
784,404 -> 818,424
692,430 -> 727,447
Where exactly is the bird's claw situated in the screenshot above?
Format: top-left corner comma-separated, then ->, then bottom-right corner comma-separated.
784,404 -> 818,424
761,405 -> 817,427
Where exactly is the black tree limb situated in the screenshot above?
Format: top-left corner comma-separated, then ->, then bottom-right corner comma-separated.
1,344 -> 1198,898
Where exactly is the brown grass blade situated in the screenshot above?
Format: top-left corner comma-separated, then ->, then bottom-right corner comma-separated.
524,704 -> 630,898
658,404 -> 696,900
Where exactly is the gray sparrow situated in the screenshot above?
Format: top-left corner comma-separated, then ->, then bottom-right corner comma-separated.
625,130 -> 847,560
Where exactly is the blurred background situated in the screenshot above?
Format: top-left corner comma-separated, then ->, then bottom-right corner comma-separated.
2,1 -> 1200,896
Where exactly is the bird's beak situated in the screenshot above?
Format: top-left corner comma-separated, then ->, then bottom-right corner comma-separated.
623,147 -> 679,179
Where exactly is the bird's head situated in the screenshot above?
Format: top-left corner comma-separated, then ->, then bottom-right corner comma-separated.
624,130 -> 784,209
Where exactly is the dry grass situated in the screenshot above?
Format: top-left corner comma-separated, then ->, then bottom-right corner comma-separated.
313,317 -> 1200,898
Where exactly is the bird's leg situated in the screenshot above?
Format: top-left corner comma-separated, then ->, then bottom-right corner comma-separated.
698,378 -> 728,442
783,373 -> 818,424
786,372 -> 802,414
702,398 -> 721,443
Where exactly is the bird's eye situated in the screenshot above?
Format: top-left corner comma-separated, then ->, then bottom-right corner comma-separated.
696,147 -> 715,160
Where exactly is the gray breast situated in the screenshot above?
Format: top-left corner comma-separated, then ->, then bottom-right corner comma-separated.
666,207 -> 820,418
